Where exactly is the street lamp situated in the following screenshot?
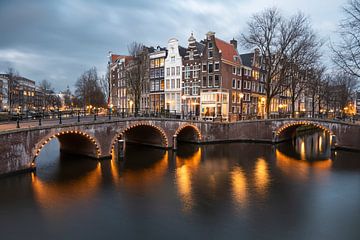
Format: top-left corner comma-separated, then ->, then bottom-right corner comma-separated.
181,95 -> 186,119
109,104 -> 113,120
16,106 -> 21,128
260,97 -> 266,119
239,93 -> 244,120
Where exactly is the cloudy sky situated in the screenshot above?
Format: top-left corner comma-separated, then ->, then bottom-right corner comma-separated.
0,0 -> 347,91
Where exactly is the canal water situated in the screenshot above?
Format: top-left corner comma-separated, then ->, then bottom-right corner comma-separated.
0,131 -> 359,240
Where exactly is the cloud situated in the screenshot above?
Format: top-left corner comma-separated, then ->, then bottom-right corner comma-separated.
0,0 -> 345,91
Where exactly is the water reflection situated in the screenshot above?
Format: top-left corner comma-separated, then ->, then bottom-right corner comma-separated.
119,144 -> 168,192
276,130 -> 333,181
293,130 -> 331,161
0,133 -> 358,239
231,166 -> 248,208
175,145 -> 202,213
254,158 -> 270,198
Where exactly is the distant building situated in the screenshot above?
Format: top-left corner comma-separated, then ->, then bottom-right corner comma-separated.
0,74 -> 9,111
0,74 -> 36,112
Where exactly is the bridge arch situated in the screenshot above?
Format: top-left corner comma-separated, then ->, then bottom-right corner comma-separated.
111,123 -> 169,153
33,130 -> 101,163
175,124 -> 202,143
275,121 -> 334,141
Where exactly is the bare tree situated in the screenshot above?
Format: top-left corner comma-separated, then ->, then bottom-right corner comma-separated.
6,67 -> 19,111
332,0 -> 360,79
331,71 -> 358,114
38,79 -> 54,109
99,74 -> 109,105
74,67 -> 106,108
306,66 -> 326,118
126,42 -> 148,113
284,26 -> 323,117
241,8 -> 314,118
63,86 -> 72,108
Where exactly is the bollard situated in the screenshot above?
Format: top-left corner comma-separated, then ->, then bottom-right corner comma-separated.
118,139 -> 125,160
38,118 -> 42,126
173,135 -> 177,151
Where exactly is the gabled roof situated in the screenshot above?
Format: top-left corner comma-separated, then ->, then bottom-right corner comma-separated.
240,53 -> 253,68
195,41 -> 205,54
111,54 -> 122,63
215,38 -> 241,65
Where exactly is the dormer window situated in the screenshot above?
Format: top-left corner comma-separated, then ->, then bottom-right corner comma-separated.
233,56 -> 238,62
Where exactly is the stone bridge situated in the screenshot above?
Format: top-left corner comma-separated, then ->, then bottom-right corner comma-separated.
1,118 -> 359,176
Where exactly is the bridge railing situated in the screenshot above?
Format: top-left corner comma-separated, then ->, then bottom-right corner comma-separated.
1,107 -> 358,129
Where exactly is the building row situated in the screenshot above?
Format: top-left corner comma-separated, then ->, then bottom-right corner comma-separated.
0,74 -> 67,113
108,32 -> 314,121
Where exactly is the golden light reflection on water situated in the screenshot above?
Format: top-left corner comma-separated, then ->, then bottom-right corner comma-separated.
300,140 -> 306,160
175,147 -> 201,213
231,166 -> 248,208
254,158 -> 270,197
275,149 -> 332,181
120,151 -> 168,190
31,162 -> 102,216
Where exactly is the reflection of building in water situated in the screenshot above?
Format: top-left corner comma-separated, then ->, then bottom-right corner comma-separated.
254,158 -> 270,198
231,166 -> 248,208
295,131 -> 331,161
175,147 -> 201,213
275,149 -> 332,181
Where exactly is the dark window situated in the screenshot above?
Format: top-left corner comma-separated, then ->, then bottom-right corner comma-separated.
214,75 -> 220,86
208,63 -> 213,73
209,50 -> 213,58
202,76 -> 207,87
209,42 -> 213,49
214,62 -> 220,70
202,63 -> 207,71
208,76 -> 213,87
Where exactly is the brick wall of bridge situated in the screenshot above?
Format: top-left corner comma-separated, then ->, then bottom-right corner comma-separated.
0,118 -> 359,176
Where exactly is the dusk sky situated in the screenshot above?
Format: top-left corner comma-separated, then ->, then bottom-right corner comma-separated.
0,0 -> 347,91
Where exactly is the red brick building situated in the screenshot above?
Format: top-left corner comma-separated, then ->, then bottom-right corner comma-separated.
200,31 -> 242,121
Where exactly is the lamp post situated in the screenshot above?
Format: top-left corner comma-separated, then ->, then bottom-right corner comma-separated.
181,95 -> 186,119
109,104 -> 113,120
260,97 -> 266,119
239,93 -> 244,120
16,106 -> 21,128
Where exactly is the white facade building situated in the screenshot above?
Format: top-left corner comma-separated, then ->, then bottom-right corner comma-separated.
0,74 -> 9,111
164,38 -> 185,113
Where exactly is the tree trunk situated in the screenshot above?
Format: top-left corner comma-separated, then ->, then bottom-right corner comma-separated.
265,97 -> 271,119
291,96 -> 296,118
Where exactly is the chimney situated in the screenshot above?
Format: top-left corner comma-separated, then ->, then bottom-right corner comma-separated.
230,38 -> 237,49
